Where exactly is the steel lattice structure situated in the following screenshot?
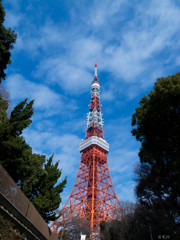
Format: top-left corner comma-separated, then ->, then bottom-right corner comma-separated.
50,64 -> 125,238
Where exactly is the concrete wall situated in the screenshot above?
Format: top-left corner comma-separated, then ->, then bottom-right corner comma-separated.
0,164 -> 58,240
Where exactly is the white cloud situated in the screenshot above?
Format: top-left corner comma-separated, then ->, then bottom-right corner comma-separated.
87,0 -> 125,28
15,20 -> 63,55
5,74 -> 77,116
101,89 -> 115,101
34,57 -> 92,94
5,10 -> 22,28
4,0 -> 22,11
3,0 -> 180,206
32,35 -> 103,94
105,117 -> 134,147
98,0 -> 180,89
104,117 -> 140,194
176,56 -> 180,66
116,181 -> 136,202
23,128 -> 81,177
75,0 -> 180,94
69,38 -> 102,69
110,149 -> 138,172
6,0 -> 180,97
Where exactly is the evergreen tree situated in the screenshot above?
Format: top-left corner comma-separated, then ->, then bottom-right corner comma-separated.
0,97 -> 34,183
131,72 -> 180,239
0,0 -> 17,82
23,155 -> 67,222
0,90 -> 8,122
0,0 -> 66,223
0,96 -> 66,222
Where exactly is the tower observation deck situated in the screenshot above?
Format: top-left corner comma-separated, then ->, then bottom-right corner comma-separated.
50,64 -> 124,239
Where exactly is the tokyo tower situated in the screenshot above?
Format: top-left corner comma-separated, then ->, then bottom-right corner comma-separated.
50,64 -> 124,238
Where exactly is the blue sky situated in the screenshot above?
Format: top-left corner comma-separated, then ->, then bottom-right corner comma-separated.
3,0 -> 180,205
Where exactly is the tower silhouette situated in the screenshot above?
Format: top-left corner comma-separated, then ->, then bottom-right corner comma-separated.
50,64 -> 124,238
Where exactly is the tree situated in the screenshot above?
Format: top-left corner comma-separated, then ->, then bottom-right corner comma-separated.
0,0 -> 17,82
100,204 -> 166,240
100,201 -> 138,240
0,0 -> 66,223
131,72 -> 180,239
0,88 -> 8,122
68,217 -> 90,240
100,220 -> 123,240
58,216 -> 91,240
0,84 -> 11,117
0,97 -> 34,183
0,214 -> 25,240
24,155 -> 67,222
0,96 -> 66,222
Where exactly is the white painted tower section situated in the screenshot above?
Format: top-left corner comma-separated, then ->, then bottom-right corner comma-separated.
80,64 -> 109,152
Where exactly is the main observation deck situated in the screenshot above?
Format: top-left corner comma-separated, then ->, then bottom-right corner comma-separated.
80,136 -> 109,153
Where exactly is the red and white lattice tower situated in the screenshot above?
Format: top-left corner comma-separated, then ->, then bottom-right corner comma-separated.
50,64 -> 124,238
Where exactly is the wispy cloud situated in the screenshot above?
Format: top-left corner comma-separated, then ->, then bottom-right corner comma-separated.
34,57 -> 92,94
116,181 -> 136,202
5,10 -> 22,28
101,89 -> 115,101
6,0 -> 180,97
15,21 -> 64,56
23,128 -> 81,177
5,74 -> 77,116
3,0 -> 180,205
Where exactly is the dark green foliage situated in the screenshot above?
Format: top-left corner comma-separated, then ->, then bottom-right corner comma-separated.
100,205 -> 177,240
0,90 -> 8,122
0,96 -> 34,183
24,155 -> 67,222
9,98 -> 34,135
21,153 -> 47,198
0,0 -> 66,223
100,220 -> 123,240
123,206 -> 172,240
0,95 -> 66,222
0,0 -> 17,81
131,72 -> 180,239
0,214 -> 25,240
99,202 -> 134,240
60,230 -> 70,240
100,73 -> 180,240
